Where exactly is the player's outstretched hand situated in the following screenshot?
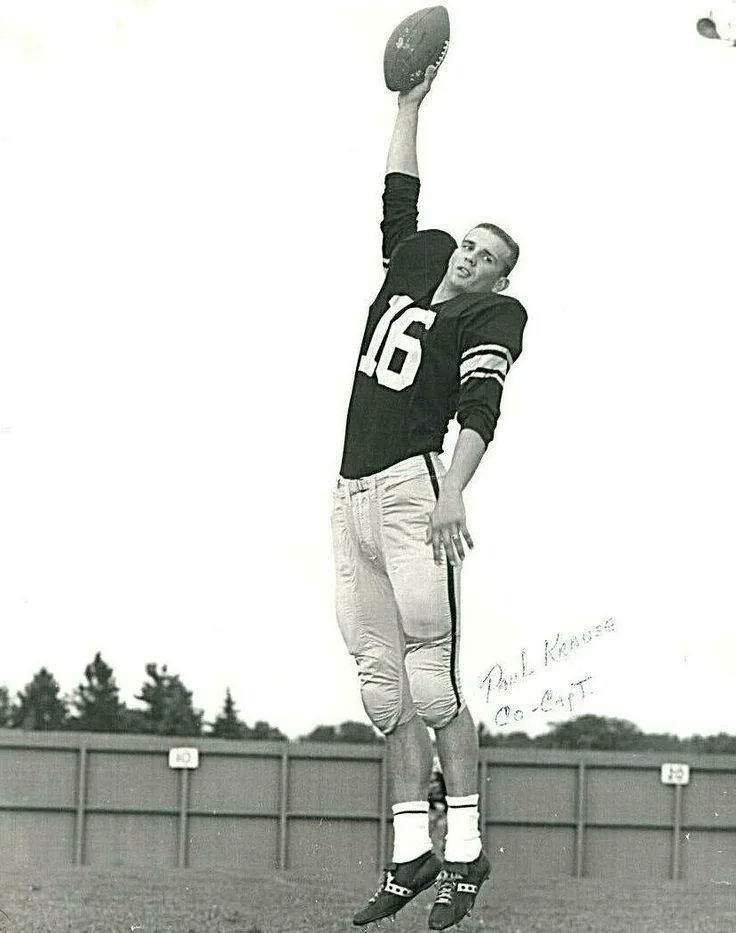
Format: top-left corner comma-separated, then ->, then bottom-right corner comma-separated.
398,64 -> 439,107
425,487 -> 474,567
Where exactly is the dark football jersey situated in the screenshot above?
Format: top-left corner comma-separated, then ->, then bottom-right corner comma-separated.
339,172 -> 527,480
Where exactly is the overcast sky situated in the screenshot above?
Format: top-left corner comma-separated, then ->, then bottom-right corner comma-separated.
1,0 -> 734,740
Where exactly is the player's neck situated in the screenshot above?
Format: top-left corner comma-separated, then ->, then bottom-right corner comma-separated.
431,279 -> 461,304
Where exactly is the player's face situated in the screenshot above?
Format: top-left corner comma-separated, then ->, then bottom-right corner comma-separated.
445,228 -> 512,295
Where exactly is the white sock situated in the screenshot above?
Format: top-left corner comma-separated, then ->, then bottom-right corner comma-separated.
443,793 -> 481,863
391,800 -> 433,864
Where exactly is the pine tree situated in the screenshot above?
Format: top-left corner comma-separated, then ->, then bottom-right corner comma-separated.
72,652 -> 127,732
210,688 -> 248,739
0,685 -> 13,726
12,668 -> 68,730
134,663 -> 203,737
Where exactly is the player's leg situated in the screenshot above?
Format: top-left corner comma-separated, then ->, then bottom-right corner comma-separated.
331,487 -> 441,924
380,460 -> 490,929
350,712 -> 441,927
386,712 -> 433,812
393,564 -> 485,868
429,705 -> 490,929
434,704 -> 478,798
332,487 -> 412,736
435,704 -> 482,858
380,459 -> 466,738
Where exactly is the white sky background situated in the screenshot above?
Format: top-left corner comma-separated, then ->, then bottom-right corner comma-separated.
0,0 -> 734,739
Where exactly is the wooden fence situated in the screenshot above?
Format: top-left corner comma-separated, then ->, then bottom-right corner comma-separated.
1,730 -> 734,881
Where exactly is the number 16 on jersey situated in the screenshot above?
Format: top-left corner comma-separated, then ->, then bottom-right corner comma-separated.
358,295 -> 437,391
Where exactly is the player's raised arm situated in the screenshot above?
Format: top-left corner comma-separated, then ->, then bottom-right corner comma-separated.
381,66 -> 440,265
386,64 -> 439,177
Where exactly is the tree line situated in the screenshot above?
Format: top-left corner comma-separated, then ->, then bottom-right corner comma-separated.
0,653 -> 284,739
2,652 -> 735,752
477,718 -> 736,754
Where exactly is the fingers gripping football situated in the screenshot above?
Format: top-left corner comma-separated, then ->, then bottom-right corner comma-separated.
398,63 -> 440,106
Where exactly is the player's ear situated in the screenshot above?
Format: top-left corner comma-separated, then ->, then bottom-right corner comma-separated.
492,276 -> 509,293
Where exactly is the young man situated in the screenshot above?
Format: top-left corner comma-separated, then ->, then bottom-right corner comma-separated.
332,65 -> 527,930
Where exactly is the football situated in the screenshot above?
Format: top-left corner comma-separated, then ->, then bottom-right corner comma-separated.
383,6 -> 450,93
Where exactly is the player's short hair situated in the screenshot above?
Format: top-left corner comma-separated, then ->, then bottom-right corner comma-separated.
473,222 -> 520,276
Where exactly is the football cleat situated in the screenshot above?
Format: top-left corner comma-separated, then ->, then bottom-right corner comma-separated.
352,849 -> 441,926
427,851 -> 491,930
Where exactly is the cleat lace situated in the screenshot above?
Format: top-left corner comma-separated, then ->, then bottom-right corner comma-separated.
434,869 -> 462,906
368,870 -> 389,904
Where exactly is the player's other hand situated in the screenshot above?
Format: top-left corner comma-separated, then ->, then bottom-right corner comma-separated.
425,486 -> 474,566
398,64 -> 439,108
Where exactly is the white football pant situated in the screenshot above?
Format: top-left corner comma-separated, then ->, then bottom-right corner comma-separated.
331,453 -> 464,735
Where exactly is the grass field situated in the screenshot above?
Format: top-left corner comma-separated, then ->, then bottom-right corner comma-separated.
1,868 -> 736,933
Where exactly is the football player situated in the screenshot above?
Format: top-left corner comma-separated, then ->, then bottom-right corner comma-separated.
332,63 -> 527,930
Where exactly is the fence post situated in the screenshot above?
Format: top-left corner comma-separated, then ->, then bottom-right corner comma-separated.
73,744 -> 88,866
278,747 -> 289,870
177,769 -> 190,868
574,762 -> 586,878
671,783 -> 683,880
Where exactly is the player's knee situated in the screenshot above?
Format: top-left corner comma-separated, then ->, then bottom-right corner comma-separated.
409,671 -> 460,729
405,638 -> 459,728
415,691 -> 460,729
359,680 -> 404,735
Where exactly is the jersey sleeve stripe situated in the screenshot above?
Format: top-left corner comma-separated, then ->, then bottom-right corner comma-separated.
460,370 -> 506,388
461,343 -> 513,367
459,353 -> 510,381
